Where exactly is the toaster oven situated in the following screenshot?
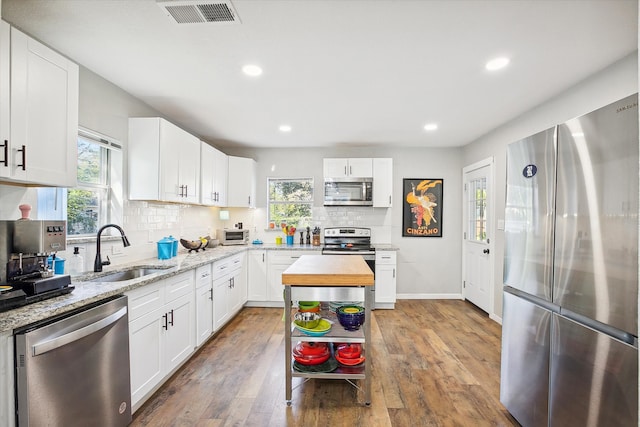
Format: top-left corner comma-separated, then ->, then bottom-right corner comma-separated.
217,229 -> 249,245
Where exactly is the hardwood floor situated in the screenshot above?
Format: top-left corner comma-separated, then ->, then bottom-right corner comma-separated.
130,300 -> 519,427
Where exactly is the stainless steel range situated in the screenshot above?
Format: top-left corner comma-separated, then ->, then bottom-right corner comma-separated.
322,227 -> 375,287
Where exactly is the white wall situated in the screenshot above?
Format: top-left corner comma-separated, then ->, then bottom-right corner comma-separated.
224,145 -> 464,298
462,52 -> 638,318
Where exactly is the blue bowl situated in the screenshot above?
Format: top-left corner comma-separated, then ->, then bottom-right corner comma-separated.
337,306 -> 365,331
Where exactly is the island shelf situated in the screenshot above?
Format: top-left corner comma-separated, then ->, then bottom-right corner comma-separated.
282,255 -> 374,406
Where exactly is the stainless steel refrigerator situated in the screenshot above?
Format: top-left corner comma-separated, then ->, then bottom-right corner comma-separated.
501,93 -> 638,427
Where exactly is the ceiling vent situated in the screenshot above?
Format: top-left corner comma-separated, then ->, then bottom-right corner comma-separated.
157,0 -> 241,24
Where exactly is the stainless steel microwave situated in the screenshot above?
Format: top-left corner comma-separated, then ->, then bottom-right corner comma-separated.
324,177 -> 373,206
217,229 -> 249,245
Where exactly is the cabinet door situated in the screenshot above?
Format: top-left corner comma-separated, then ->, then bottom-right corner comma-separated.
0,21 -> 9,179
159,119 -> 183,202
373,158 -> 393,207
268,263 -> 288,303
375,251 -> 397,306
323,158 -> 348,177
348,158 -> 373,177
213,274 -> 230,331
129,306 -> 164,408
196,284 -> 213,346
195,264 -> 213,346
164,293 -> 194,373
248,250 -> 267,301
179,131 -> 200,204
227,156 -> 256,207
10,26 -> 78,186
213,147 -> 228,206
200,141 -> 215,205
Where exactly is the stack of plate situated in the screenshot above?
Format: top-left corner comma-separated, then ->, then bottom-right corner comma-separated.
292,318 -> 332,336
329,301 -> 363,313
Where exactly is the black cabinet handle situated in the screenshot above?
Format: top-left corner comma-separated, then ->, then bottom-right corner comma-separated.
0,140 -> 7,167
17,145 -> 26,171
162,313 -> 168,330
483,248 -> 490,254
169,309 -> 174,326
209,288 -> 213,300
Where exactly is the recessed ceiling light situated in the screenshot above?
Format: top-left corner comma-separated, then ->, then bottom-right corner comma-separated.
242,64 -> 263,76
279,125 -> 292,132
485,57 -> 510,71
423,123 -> 438,131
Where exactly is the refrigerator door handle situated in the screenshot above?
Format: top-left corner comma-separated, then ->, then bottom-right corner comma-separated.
504,286 -> 560,313
560,308 -> 637,346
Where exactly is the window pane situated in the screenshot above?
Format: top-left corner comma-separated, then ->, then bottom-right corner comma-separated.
269,179 -> 313,202
67,188 -> 104,235
77,137 -> 106,185
268,178 -> 313,226
468,177 -> 487,242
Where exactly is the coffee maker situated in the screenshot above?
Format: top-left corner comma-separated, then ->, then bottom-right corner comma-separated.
0,220 -> 73,312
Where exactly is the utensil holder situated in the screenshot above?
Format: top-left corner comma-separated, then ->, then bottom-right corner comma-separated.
286,235 -> 294,245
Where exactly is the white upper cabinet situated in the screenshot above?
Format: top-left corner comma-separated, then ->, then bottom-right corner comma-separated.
323,158 -> 373,178
200,141 -> 228,206
0,22 -> 79,186
129,117 -> 200,203
373,158 -> 393,207
227,156 -> 256,208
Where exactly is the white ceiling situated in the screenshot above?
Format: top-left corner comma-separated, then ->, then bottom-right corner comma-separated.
2,0 -> 637,150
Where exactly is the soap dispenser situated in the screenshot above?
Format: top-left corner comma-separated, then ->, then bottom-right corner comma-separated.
68,247 -> 84,275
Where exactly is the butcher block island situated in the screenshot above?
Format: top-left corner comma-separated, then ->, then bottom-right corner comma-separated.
282,255 -> 374,406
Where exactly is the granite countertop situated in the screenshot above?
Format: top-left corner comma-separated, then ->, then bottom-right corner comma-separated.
0,242 -> 395,333
0,245 -> 247,333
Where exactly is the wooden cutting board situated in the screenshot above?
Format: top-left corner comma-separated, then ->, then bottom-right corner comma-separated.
282,255 -> 374,286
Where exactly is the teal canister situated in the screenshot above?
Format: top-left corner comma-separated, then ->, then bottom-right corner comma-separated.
168,235 -> 178,257
157,237 -> 173,260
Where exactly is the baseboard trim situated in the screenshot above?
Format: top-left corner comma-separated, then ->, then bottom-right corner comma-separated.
397,293 -> 463,300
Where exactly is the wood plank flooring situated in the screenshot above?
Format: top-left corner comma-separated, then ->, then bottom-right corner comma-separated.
130,300 -> 520,427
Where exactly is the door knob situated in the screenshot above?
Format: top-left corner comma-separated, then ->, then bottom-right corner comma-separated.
483,249 -> 490,254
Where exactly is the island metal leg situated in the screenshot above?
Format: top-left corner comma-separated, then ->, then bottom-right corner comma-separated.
284,285 -> 292,405
364,285 -> 372,405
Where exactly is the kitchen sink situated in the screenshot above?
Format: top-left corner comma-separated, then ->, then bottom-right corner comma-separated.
88,267 -> 170,283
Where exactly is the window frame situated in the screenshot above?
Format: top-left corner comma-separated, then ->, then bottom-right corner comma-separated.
267,177 -> 314,228
67,127 -> 122,236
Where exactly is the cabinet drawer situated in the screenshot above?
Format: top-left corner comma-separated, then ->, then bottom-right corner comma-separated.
228,253 -> 244,273
195,264 -> 212,289
126,281 -> 164,321
375,251 -> 396,265
213,258 -> 231,276
269,250 -> 314,265
165,271 -> 194,302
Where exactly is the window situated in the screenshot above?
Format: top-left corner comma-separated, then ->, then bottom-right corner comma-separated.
268,178 -> 313,227
467,177 -> 487,242
67,128 -> 122,236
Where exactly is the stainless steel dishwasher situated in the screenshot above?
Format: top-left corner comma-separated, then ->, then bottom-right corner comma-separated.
14,295 -> 131,427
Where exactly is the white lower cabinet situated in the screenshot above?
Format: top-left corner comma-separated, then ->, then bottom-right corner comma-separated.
247,250 -> 267,302
126,271 -> 195,411
213,253 -> 246,331
266,251 -> 315,304
375,250 -> 397,309
195,264 -> 213,347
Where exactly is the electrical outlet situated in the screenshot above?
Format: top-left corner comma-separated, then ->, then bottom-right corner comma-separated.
111,245 -> 123,255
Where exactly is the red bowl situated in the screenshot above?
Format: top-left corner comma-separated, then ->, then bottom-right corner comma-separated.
295,342 -> 328,356
335,343 -> 362,359
335,354 -> 365,366
293,351 -> 331,365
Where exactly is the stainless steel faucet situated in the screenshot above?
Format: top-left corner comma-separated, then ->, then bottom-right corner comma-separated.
94,224 -> 131,272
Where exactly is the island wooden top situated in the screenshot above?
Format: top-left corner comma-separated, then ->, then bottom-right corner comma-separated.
281,255 -> 374,286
